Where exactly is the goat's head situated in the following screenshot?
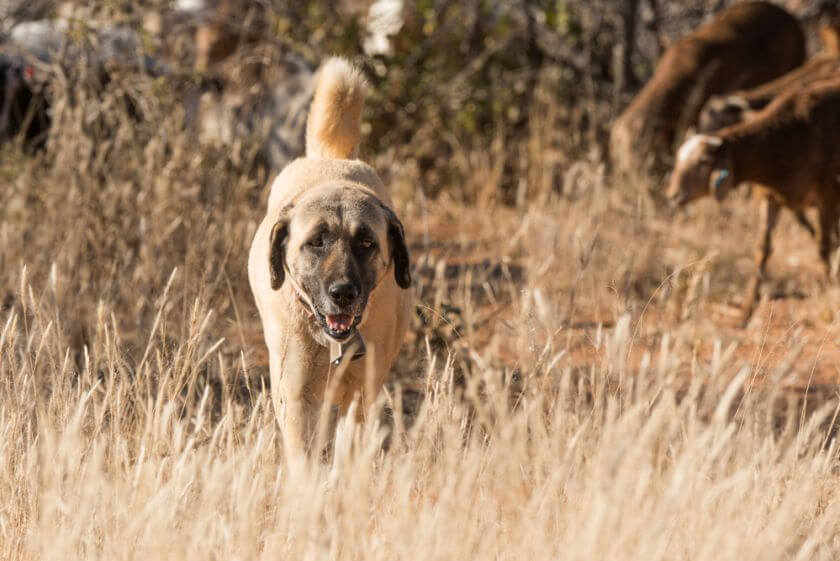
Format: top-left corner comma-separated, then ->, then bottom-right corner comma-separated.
666,134 -> 735,206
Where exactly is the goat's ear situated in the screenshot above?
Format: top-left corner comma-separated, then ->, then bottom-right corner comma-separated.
268,218 -> 289,290
380,203 -> 411,289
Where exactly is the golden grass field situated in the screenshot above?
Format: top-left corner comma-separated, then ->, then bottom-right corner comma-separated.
1,14 -> 840,559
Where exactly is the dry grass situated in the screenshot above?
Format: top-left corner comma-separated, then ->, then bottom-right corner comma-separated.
1,13 -> 840,560
3,244 -> 840,559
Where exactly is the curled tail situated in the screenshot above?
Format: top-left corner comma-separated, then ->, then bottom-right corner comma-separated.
306,57 -> 367,159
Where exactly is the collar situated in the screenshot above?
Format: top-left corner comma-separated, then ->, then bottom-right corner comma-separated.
713,168 -> 730,190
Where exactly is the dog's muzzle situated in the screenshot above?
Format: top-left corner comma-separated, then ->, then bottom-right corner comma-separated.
284,266 -> 367,365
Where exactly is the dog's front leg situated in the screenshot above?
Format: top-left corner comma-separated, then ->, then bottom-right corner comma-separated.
278,390 -> 319,459
274,364 -> 324,459
267,330 -> 325,460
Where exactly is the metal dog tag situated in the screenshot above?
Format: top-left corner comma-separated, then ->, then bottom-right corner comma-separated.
329,331 -> 366,366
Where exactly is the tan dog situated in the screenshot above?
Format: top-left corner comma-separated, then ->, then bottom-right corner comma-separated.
248,57 -> 411,457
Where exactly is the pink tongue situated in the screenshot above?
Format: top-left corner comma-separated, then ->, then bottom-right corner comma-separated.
327,314 -> 353,332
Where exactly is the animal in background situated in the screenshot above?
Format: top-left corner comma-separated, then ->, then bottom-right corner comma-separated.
697,55 -> 840,133
0,16 -> 168,150
699,0 -> 840,135
696,55 -> 840,239
666,80 -> 840,322
610,1 -> 805,180
0,49 -> 49,148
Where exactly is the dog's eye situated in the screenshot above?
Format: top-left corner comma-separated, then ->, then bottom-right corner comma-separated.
307,235 -> 324,249
360,238 -> 377,250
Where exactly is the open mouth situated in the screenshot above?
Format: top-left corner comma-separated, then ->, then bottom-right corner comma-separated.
315,311 -> 361,340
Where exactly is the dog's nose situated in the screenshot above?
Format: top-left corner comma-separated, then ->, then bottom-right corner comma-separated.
328,282 -> 359,307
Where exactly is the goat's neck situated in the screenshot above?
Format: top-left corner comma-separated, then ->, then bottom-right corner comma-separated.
724,132 -> 783,188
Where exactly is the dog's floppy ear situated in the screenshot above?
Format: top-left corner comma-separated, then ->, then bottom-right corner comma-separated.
379,203 -> 411,289
268,218 -> 289,290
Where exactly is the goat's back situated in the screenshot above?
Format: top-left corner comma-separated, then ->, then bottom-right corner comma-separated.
721,79 -> 840,193
737,79 -> 840,134
698,55 -> 840,132
611,1 -> 804,178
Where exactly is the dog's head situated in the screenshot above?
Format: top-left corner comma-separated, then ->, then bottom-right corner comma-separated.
267,184 -> 410,341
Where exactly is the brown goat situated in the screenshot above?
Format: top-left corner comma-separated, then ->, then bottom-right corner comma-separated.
696,55 -> 840,239
666,80 -> 840,322
611,1 -> 805,179
698,55 -> 840,133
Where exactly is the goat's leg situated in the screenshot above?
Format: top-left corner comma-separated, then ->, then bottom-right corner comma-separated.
818,205 -> 839,277
742,197 -> 779,324
793,210 -> 816,238
830,205 -> 840,264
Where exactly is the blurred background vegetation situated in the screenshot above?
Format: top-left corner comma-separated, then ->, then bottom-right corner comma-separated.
4,0 -> 798,204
